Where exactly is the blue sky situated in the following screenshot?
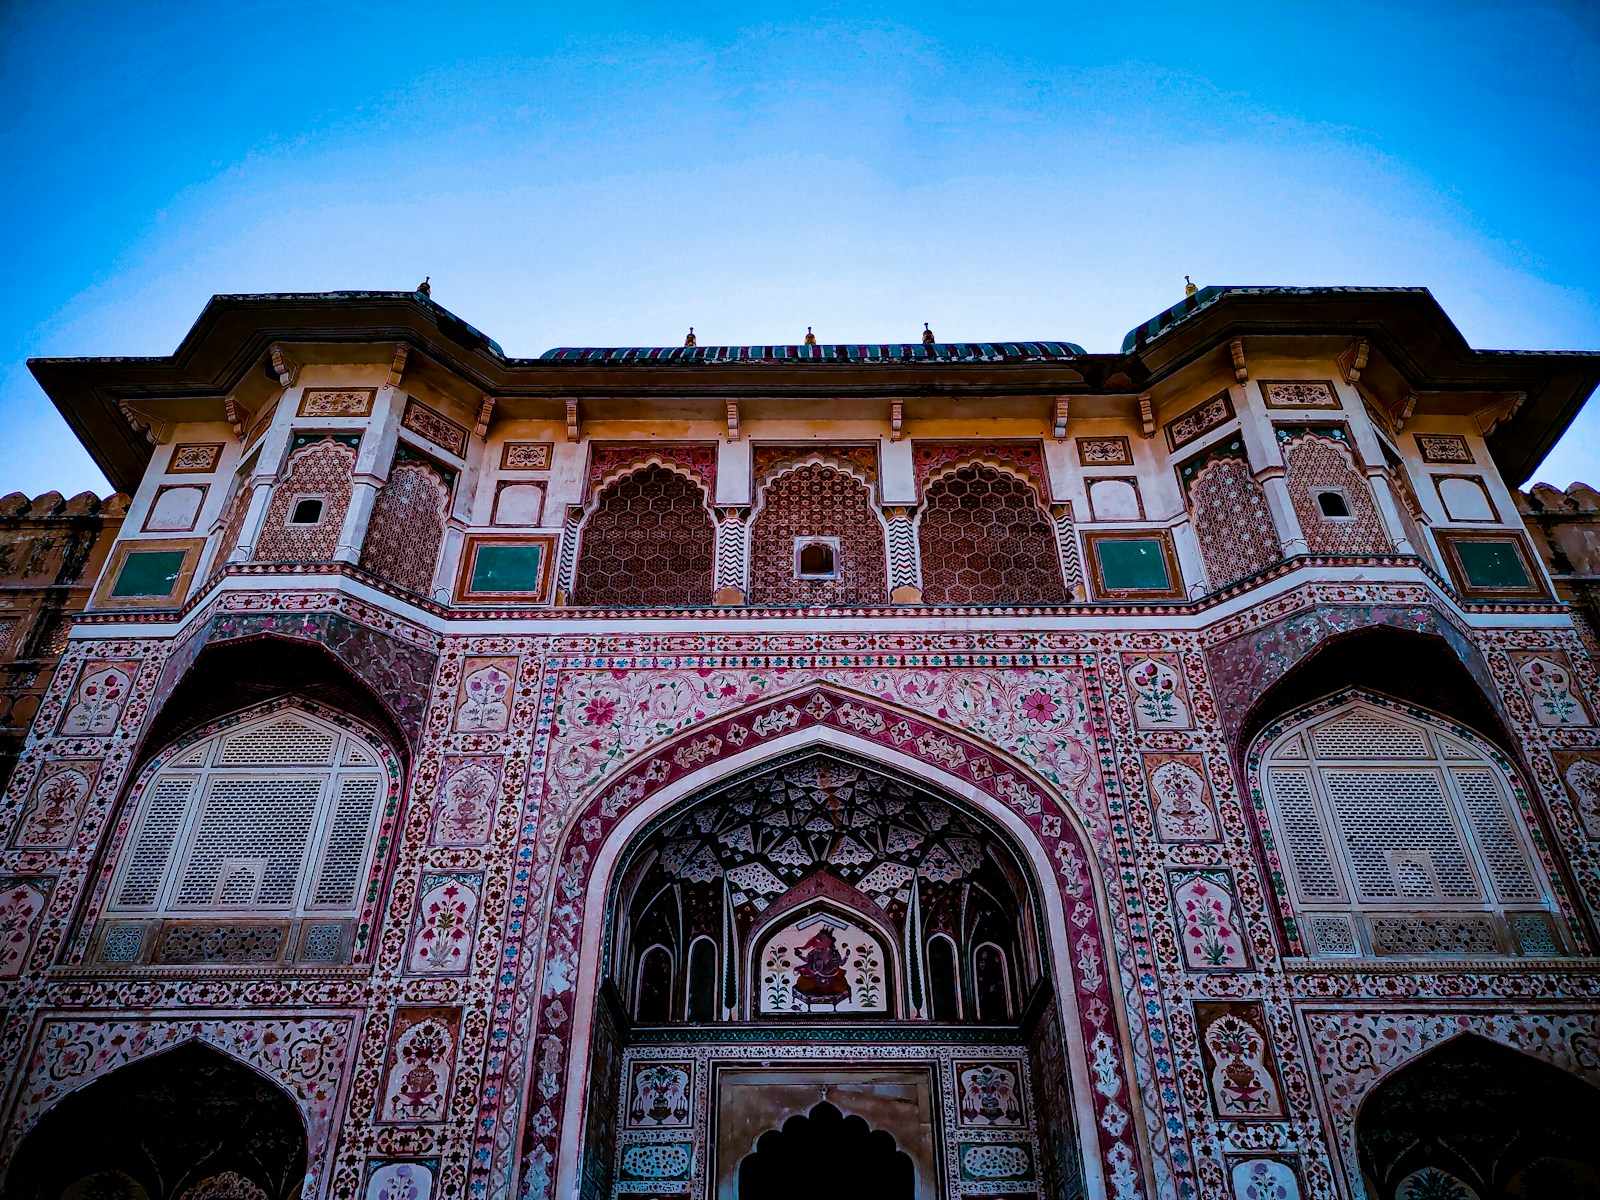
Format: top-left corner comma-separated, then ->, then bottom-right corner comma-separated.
4,2 -> 1598,497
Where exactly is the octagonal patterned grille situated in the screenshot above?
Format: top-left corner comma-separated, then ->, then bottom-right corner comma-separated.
918,465 -> 1066,605
574,465 -> 715,607
750,464 -> 887,605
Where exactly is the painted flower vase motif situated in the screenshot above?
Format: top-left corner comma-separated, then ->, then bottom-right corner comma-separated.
1563,759 -> 1600,837
1203,1013 -> 1282,1117
1150,757 -> 1217,841
15,766 -> 92,847
381,1013 -> 457,1123
367,1162 -> 433,1200
432,759 -> 499,845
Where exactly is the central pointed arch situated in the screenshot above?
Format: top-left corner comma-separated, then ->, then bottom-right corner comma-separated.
519,681 -> 1146,1200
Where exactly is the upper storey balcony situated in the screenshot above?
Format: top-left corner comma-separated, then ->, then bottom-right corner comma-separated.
26,286 -> 1600,625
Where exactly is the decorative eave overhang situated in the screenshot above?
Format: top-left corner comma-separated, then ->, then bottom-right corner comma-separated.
1121,285 -> 1600,487
28,287 -> 1600,493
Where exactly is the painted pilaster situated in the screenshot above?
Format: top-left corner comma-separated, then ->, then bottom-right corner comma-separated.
714,507 -> 750,605
334,386 -> 404,564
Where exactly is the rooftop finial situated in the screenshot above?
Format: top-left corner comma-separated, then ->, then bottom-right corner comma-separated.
685,327 -> 697,347
1184,275 -> 1197,297
922,322 -> 935,346
417,276 -> 432,297
804,326 -> 817,346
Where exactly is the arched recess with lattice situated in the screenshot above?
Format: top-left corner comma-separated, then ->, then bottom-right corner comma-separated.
749,461 -> 888,605
1354,1035 -> 1600,1200
358,454 -> 452,596
84,698 -> 403,969
1248,690 -> 1570,960
4,1042 -> 309,1200
573,463 -> 716,607
917,462 -> 1066,604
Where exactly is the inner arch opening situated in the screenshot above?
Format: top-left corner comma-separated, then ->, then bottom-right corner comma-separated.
606,747 -> 1047,1026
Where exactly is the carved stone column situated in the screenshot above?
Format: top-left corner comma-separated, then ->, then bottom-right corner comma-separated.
885,506 -> 921,603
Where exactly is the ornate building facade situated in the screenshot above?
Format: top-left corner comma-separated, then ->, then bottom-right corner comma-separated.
4,285 -> 1600,1200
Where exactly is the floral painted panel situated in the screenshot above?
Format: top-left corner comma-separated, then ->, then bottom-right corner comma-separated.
1229,1158 -> 1301,1199
430,756 -> 502,846
1512,652 -> 1592,727
1145,752 -> 1218,842
625,1061 -> 693,1129
1170,871 -> 1251,971
12,759 -> 98,848
454,656 -> 517,733
406,872 -> 481,975
1196,1002 -> 1284,1118
955,1060 -> 1027,1127
378,1006 -> 459,1124
362,1160 -> 437,1200
1122,654 -> 1192,730
58,661 -> 137,736
0,877 -> 50,976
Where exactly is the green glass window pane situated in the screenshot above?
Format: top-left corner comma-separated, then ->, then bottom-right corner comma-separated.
1096,538 -> 1171,592
470,544 -> 544,593
111,550 -> 186,598
1456,540 -> 1530,589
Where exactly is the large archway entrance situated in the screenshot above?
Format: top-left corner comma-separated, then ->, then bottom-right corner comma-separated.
1355,1035 -> 1600,1199
737,1102 -> 913,1200
588,745 -> 1084,1200
3,1043 -> 308,1200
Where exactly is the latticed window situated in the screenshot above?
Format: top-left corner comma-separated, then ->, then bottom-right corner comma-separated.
918,465 -> 1066,604
108,705 -> 387,921
1258,697 -> 1563,959
749,464 -> 887,605
574,465 -> 715,607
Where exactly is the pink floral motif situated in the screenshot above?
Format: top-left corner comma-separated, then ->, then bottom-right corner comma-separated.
583,696 -> 617,726
61,663 -> 133,735
456,661 -> 514,732
1173,873 -> 1250,970
1518,655 -> 1589,726
1125,657 -> 1188,728
0,881 -> 46,977
407,875 -> 480,974
367,1162 -> 433,1200
1020,690 -> 1058,724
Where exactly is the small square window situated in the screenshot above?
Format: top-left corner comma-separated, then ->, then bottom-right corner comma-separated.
289,497 -> 325,525
110,550 -> 187,598
1315,490 -> 1351,519
794,537 -> 839,579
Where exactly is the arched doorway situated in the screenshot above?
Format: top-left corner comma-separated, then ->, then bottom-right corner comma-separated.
592,745 -> 1078,1200
737,1102 -> 913,1200
3,1043 -> 308,1200
1355,1035 -> 1600,1199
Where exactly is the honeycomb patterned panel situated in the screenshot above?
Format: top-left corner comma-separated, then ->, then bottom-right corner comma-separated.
918,465 -> 1066,605
749,464 -> 888,605
574,466 -> 715,607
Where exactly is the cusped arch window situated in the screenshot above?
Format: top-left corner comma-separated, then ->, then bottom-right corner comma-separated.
918,464 -> 1067,605
573,464 -> 716,607
609,750 -> 1041,1025
97,702 -> 395,967
1255,695 -> 1565,959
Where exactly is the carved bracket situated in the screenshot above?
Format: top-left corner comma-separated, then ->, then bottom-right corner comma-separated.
726,402 -> 740,441
1052,398 -> 1070,441
1230,338 -> 1248,383
222,395 -> 250,440
1138,396 -> 1156,439
565,400 -> 580,443
1339,339 -> 1369,384
1473,392 -> 1527,438
266,344 -> 300,388
388,344 -> 410,389
890,400 -> 904,442
474,396 -> 495,441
